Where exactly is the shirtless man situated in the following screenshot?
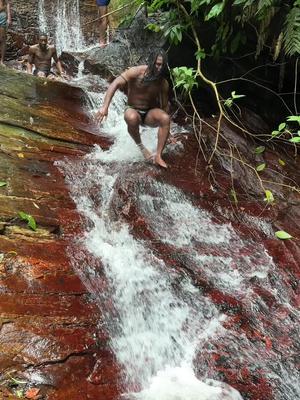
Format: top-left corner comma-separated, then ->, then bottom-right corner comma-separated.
27,33 -> 64,78
0,0 -> 11,65
96,49 -> 170,168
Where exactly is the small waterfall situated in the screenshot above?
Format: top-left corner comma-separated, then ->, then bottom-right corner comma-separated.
56,78 -> 243,400
38,0 -> 47,33
38,0 -> 85,54
57,76 -> 300,399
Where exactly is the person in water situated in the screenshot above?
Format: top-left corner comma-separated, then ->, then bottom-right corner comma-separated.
27,33 -> 64,78
0,0 -> 11,65
95,49 -> 170,168
96,0 -> 110,48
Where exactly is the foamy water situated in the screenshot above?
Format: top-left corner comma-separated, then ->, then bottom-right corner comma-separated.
56,77 -> 299,399
38,0 -> 85,54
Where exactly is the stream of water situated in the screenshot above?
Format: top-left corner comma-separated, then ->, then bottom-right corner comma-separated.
38,0 -> 84,54
56,77 -> 299,400
41,1 -> 299,397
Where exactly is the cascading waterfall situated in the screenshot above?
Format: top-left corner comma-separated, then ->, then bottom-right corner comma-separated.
38,0 -> 84,54
38,0 -> 47,34
57,77 -> 299,399
56,79 -> 243,399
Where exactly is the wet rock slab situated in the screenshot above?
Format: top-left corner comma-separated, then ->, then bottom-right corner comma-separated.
0,67 -> 119,399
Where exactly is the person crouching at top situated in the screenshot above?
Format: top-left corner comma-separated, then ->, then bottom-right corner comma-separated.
96,49 -> 171,169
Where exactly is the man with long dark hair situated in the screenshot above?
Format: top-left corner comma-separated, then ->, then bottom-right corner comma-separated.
96,49 -> 170,168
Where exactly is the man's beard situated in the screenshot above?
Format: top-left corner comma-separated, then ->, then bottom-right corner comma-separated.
143,69 -> 162,83
39,44 -> 47,51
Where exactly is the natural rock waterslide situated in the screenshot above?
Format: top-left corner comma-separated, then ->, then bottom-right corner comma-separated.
0,64 -> 299,400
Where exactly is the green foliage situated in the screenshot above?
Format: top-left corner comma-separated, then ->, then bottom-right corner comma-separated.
255,146 -> 266,154
275,230 -> 293,239
205,1 -> 225,21
172,66 -> 198,92
18,211 -> 37,231
0,181 -> 7,187
224,91 -> 245,107
264,189 -> 274,204
256,163 -> 266,172
271,115 -> 300,143
283,3 -> 300,56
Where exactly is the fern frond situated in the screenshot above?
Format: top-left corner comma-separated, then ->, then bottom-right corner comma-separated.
257,0 -> 277,14
283,5 -> 300,56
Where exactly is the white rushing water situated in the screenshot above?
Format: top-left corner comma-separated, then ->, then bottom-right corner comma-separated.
56,80 -> 244,400
57,78 -> 299,400
38,0 -> 85,54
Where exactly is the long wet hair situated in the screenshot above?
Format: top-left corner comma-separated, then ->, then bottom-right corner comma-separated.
143,48 -> 168,83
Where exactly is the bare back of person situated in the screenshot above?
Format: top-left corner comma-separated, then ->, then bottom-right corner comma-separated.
29,44 -> 55,72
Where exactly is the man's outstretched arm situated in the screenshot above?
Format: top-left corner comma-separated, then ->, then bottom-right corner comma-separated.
95,75 -> 128,123
27,48 -> 34,74
52,49 -> 64,76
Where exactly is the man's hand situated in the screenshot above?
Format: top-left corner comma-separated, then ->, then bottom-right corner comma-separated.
95,106 -> 108,123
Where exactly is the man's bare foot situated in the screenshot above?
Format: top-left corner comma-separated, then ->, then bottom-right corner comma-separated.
138,144 -> 153,160
154,155 -> 168,169
99,41 -> 107,48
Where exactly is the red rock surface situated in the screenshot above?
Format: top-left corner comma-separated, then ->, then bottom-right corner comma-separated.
0,66 -> 299,400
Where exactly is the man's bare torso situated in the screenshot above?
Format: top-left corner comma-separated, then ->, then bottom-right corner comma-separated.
126,66 -> 166,110
29,44 -> 56,72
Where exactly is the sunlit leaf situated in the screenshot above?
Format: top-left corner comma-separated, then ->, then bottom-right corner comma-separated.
256,163 -> 266,172
271,130 -> 280,136
18,211 -> 29,221
27,216 -> 37,231
275,230 -> 292,240
278,159 -> 286,166
264,190 -> 274,204
205,2 -> 225,21
0,181 -> 7,187
231,91 -> 245,99
287,115 -> 300,124
289,136 -> 300,143
18,211 -> 37,231
278,122 -> 286,131
255,146 -> 265,154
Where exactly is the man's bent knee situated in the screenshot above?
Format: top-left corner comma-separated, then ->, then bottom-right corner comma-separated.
159,112 -> 170,126
124,110 -> 141,126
